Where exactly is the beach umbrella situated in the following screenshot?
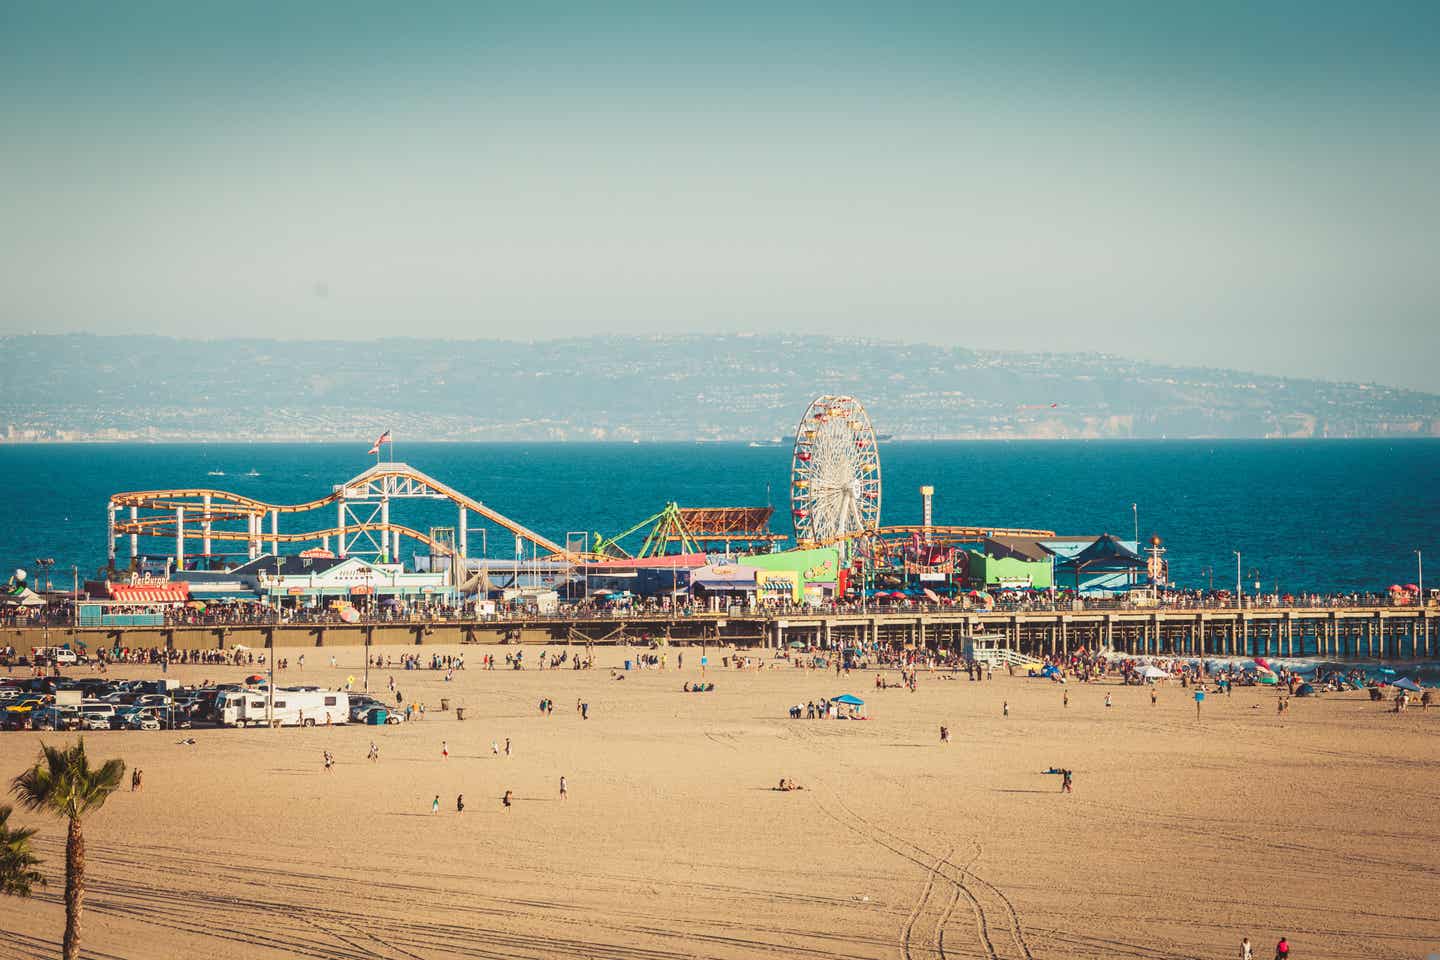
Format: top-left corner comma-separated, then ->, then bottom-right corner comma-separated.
1392,678 -> 1424,692
244,674 -> 265,685
832,694 -> 865,706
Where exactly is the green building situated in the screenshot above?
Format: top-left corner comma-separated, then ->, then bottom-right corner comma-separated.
964,551 -> 1053,590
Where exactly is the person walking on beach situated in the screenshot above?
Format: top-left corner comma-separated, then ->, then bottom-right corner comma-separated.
581,702 -> 589,719
431,794 -> 441,815
559,775 -> 568,800
1002,700 -> 1009,717
1273,936 -> 1289,959
456,794 -> 465,814
504,737 -> 511,757
368,741 -> 379,762
502,790 -> 512,809
1061,769 -> 1072,793
1240,936 -> 1252,960
1063,690 -> 1069,708
131,768 -> 142,792
1104,692 -> 1112,708
441,740 -> 449,760
1151,688 -> 1158,706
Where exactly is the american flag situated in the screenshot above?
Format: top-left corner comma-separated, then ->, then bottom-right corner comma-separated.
368,430 -> 391,455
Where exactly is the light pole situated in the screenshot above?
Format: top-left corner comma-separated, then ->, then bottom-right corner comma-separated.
1416,549 -> 1424,602
1131,504 -> 1138,584
1233,551 -> 1242,609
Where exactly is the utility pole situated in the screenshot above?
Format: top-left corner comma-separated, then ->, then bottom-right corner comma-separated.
1131,504 -> 1138,585
1233,551 -> 1242,609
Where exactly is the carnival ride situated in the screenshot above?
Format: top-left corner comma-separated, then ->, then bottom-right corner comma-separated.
592,504 -> 785,560
790,395 -> 882,548
106,461 -> 569,571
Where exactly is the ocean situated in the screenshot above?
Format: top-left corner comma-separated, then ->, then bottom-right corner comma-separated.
2,440 -> 1437,596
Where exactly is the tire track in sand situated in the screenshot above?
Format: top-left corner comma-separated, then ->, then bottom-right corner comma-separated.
809,784 -> 996,960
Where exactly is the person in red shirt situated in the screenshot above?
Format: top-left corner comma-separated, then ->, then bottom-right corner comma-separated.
1274,936 -> 1289,958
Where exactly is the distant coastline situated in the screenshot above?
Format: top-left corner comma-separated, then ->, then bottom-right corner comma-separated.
4,333 -> 1437,443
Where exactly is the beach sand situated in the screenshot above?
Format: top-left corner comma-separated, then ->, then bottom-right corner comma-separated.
1,643 -> 1436,960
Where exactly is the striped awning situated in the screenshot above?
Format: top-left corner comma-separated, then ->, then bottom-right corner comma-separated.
107,582 -> 190,604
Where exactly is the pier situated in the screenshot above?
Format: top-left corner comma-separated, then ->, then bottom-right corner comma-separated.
5,605 -> 1435,662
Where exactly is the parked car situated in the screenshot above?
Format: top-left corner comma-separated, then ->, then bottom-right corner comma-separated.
355,705 -> 402,725
121,709 -> 162,731
32,707 -> 82,731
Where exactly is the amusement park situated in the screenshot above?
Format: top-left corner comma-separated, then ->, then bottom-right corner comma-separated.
2,395 -> 1170,628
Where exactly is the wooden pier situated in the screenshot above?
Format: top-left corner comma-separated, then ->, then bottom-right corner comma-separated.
4,606 -> 1436,662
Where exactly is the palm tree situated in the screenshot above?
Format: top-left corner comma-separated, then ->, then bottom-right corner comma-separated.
11,739 -> 125,960
0,804 -> 45,897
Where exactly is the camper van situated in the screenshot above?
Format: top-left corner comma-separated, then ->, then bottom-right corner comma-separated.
219,689 -> 349,728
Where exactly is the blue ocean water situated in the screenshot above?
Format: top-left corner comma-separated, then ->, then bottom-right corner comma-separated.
2,440 -> 1437,595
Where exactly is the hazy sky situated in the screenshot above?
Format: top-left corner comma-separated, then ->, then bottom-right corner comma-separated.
3,2 -> 1438,391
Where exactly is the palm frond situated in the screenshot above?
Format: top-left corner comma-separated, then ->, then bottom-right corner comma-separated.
9,739 -> 125,820
0,804 -> 46,897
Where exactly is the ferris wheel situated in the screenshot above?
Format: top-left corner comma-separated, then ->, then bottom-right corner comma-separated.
790,395 -> 882,546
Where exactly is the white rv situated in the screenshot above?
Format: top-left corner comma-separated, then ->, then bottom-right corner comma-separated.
219,688 -> 349,728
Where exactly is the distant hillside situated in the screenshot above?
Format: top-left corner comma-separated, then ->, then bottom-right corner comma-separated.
2,334 -> 1437,441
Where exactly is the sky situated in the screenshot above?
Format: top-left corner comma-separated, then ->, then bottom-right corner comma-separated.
2,1 -> 1438,391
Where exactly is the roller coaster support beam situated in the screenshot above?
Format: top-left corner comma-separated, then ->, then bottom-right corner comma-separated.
175,507 -> 185,570
380,497 -> 390,560
458,506 -> 468,559
337,494 -> 347,558
202,494 -> 213,558
107,501 -> 117,563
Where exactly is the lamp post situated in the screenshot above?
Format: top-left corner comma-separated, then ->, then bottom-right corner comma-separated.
1417,549 -> 1424,602
1131,504 -> 1138,584
1233,551 -> 1242,609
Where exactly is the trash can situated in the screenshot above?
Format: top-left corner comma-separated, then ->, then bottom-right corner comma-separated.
440,698 -> 450,712
455,707 -> 466,720
624,660 -> 632,670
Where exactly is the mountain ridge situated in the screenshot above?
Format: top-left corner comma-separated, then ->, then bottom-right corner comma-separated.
3,333 -> 1437,442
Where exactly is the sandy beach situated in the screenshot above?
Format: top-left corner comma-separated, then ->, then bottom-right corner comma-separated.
1,643 -> 1436,960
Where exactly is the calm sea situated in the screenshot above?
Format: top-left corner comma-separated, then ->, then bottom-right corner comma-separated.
2,440 -> 1437,595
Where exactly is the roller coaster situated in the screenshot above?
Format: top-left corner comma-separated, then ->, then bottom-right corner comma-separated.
106,461 -> 570,570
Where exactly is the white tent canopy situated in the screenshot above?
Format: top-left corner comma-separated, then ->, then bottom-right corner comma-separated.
1,587 -> 44,607
1138,664 -> 1169,680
